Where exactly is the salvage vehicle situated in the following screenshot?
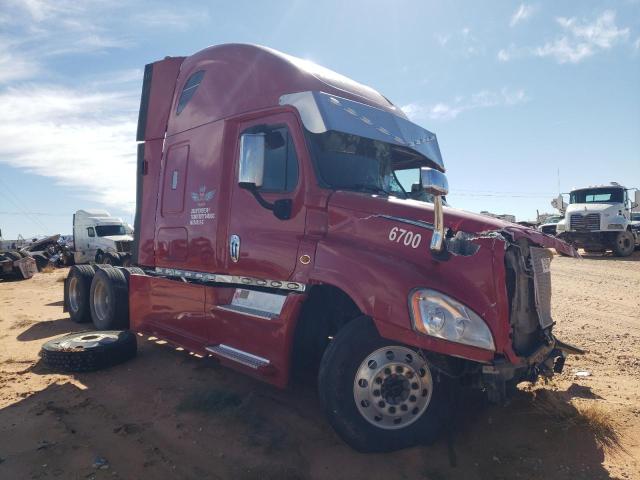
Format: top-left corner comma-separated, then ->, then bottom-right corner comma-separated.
63,44 -> 582,452
538,215 -> 563,236
0,249 -> 37,280
555,183 -> 640,256
72,210 -> 133,265
20,234 -> 74,270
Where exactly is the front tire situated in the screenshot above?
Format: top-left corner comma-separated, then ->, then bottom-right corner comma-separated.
318,316 -> 450,452
613,231 -> 634,257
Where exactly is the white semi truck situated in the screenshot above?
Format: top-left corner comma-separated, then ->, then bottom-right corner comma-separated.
72,210 -> 134,265
555,183 -> 639,257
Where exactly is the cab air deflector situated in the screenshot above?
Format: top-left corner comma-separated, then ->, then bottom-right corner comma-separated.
279,91 -> 445,172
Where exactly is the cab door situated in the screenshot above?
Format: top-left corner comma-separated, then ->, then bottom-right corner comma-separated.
226,112 -> 307,281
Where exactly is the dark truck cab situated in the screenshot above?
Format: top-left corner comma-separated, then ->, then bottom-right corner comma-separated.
64,44 -> 580,452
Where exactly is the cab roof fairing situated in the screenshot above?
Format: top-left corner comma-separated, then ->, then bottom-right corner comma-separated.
279,91 -> 445,173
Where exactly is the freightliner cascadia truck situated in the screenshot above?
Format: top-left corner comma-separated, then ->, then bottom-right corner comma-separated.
63,44 -> 581,452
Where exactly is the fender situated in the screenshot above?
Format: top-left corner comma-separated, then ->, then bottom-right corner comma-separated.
307,238 -> 506,364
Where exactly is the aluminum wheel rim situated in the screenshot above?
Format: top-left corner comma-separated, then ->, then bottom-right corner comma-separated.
68,276 -> 80,313
353,346 -> 433,430
93,281 -> 110,324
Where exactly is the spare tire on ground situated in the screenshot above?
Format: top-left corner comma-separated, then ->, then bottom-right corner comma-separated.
40,330 -> 137,372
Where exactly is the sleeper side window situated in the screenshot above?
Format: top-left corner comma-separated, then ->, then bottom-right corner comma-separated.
242,125 -> 299,193
176,70 -> 205,115
87,227 -> 95,237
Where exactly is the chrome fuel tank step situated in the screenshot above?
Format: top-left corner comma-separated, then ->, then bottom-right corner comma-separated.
205,344 -> 270,370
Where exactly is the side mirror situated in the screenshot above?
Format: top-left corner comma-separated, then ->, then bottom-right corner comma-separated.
420,167 -> 448,254
420,167 -> 449,196
238,133 -> 265,188
633,190 -> 640,210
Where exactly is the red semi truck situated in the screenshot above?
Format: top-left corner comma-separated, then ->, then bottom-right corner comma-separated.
63,44 -> 580,452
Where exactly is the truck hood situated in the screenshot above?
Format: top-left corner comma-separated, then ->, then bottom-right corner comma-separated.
101,235 -> 134,242
327,191 -> 578,257
565,203 -> 620,215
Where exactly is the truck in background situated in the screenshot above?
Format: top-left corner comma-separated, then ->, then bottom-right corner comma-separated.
62,44 -> 582,452
555,183 -> 640,256
72,210 -> 133,265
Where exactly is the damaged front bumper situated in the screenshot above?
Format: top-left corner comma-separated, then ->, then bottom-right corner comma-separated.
481,336 -> 584,403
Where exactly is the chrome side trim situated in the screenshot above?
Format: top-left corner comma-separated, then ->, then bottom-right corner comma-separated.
154,267 -> 306,292
206,344 -> 270,369
378,214 -> 435,231
216,305 -> 278,321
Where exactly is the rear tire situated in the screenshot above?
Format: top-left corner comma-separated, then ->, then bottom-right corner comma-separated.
318,316 -> 450,452
613,231 -> 634,257
40,330 -> 137,372
90,267 -> 130,330
103,252 -> 121,265
66,265 -> 95,323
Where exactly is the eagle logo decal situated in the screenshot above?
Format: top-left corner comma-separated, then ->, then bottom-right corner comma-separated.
191,186 -> 215,204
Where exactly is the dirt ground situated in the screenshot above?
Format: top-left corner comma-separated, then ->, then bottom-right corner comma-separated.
0,252 -> 639,480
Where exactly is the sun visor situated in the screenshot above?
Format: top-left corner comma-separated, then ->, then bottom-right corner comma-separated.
280,91 -> 444,171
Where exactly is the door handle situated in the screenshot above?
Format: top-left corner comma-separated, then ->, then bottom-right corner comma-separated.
229,234 -> 240,263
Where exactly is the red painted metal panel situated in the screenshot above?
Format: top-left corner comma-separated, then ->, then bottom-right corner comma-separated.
225,111 -> 309,280
161,144 -> 189,215
143,57 -> 185,141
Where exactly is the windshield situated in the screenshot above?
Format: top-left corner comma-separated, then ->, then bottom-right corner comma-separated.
544,216 -> 563,224
95,225 -> 126,237
306,130 -> 436,200
570,188 -> 624,204
632,213 -> 640,222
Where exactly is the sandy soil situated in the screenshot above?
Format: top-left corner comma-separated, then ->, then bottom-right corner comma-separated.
0,253 -> 639,480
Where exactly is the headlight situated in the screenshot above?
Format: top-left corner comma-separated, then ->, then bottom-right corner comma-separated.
556,222 -> 566,232
607,224 -> 623,230
409,289 -> 495,351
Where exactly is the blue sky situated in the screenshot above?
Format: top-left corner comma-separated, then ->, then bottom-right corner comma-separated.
0,0 -> 638,238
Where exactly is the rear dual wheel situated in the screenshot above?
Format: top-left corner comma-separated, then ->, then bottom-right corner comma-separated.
318,316 -> 450,452
90,267 -> 130,330
65,265 -> 139,329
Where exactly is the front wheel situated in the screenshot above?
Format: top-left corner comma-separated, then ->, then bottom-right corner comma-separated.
318,316 -> 450,452
613,231 -> 635,257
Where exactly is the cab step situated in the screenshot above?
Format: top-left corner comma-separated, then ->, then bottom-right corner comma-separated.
205,344 -> 270,370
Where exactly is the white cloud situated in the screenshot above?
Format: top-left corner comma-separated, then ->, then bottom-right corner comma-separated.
510,4 -> 537,27
635,37 -> 640,50
0,43 -> 40,83
132,10 -> 210,30
535,10 -> 629,63
0,85 -> 139,212
433,27 -> 483,56
498,10 -> 629,64
402,88 -> 529,122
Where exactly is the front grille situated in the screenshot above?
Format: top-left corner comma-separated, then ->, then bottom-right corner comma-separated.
505,245 -> 548,356
115,241 -> 132,253
540,225 -> 557,235
570,213 -> 600,231
529,247 -> 553,329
